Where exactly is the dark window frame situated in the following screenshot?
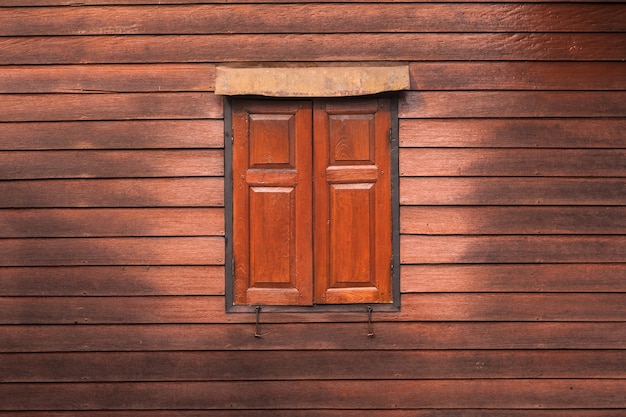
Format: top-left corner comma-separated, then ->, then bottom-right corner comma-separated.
224,95 -> 400,313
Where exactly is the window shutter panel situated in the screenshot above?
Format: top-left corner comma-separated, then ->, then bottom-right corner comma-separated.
313,99 -> 393,304
232,100 -> 313,305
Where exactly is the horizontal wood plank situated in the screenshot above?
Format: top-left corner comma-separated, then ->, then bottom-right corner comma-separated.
1,34 -> 623,64
0,93 -> 222,122
0,237 -> 224,267
0,64 -> 215,93
0,380 -> 624,410
0,178 -> 224,208
2,293 -> 624,324
399,119 -> 626,148
6,0 -> 626,5
399,178 -> 626,206
4,322 -> 625,352
0,150 -> 223,179
400,148 -> 626,177
399,92 -> 626,118
2,4 -> 624,35
409,62 -> 626,91
0,120 -> 223,150
0,411 -> 623,417
0,208 -> 224,237
400,235 -> 626,264
3,63 -> 625,94
0,266 -> 224,296
3,350 -> 625,382
400,206 -> 626,235
401,264 -> 626,293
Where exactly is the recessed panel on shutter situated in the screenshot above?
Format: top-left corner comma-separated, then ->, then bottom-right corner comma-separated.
313,99 -> 393,304
232,100 -> 313,305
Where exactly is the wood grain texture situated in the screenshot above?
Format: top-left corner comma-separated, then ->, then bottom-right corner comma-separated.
0,266 -> 224,296
400,148 -> 626,177
3,350 -> 625,382
401,264 -> 626,293
0,411 -> 623,417
0,120 -> 223,150
0,208 -> 224,237
2,4 -> 623,35
0,64 -> 215,93
0,93 -> 222,122
4,322 -> 626,352
399,91 -> 626,118
399,119 -> 626,148
400,235 -> 626,264
3,63 -> 625,94
0,178 -> 224,208
400,178 -> 626,206
0,150 -> 223,179
6,0 -> 626,4
1,34 -> 623,64
1,380 -> 624,410
400,206 -> 626,235
409,62 -> 626,91
0,237 -> 224,267
1,1 -> 624,415
2,293 -> 624,324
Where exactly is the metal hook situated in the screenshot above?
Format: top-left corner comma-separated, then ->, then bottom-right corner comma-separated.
367,306 -> 375,338
254,306 -> 262,338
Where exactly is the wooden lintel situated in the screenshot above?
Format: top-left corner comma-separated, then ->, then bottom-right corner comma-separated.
215,63 -> 410,97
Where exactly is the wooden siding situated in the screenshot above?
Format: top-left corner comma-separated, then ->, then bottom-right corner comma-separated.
0,1 -> 625,416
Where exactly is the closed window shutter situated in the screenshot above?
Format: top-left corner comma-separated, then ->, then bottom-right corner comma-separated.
232,100 -> 313,306
231,98 -> 392,306
313,99 -> 393,304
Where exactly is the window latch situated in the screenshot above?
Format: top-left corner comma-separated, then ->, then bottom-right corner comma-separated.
367,306 -> 375,338
254,306 -> 262,338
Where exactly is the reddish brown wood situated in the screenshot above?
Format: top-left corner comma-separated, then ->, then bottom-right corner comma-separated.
0,1 -> 624,415
2,4 -> 623,35
232,100 -> 313,305
400,148 -> 626,177
2,293 -> 624,324
0,178 -> 224,208
0,34 -> 623,64
399,91 -> 626,118
0,380 -> 624,410
409,62 -> 626,91
0,93 -> 222,122
313,99 -> 392,304
400,206 -> 626,235
6,0 -> 626,4
402,264 -> 626,293
0,237 -> 224,267
400,235 -> 626,264
0,64 -> 215,93
0,120 -> 223,150
0,411 -> 624,417
400,178 -> 626,206
399,119 -> 626,148
0,208 -> 224,237
0,266 -> 224,296
4,322 -> 626,352
3,350 -> 624,382
3,63 -> 624,95
0,150 -> 223,179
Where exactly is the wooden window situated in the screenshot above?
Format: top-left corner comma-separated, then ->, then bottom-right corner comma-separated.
229,98 -> 396,307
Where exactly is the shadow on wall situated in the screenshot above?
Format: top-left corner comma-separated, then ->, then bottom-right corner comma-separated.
0,119 -> 225,326
400,112 -> 626,321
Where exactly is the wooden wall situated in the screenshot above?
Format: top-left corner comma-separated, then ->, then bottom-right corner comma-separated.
1,1 -> 625,415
